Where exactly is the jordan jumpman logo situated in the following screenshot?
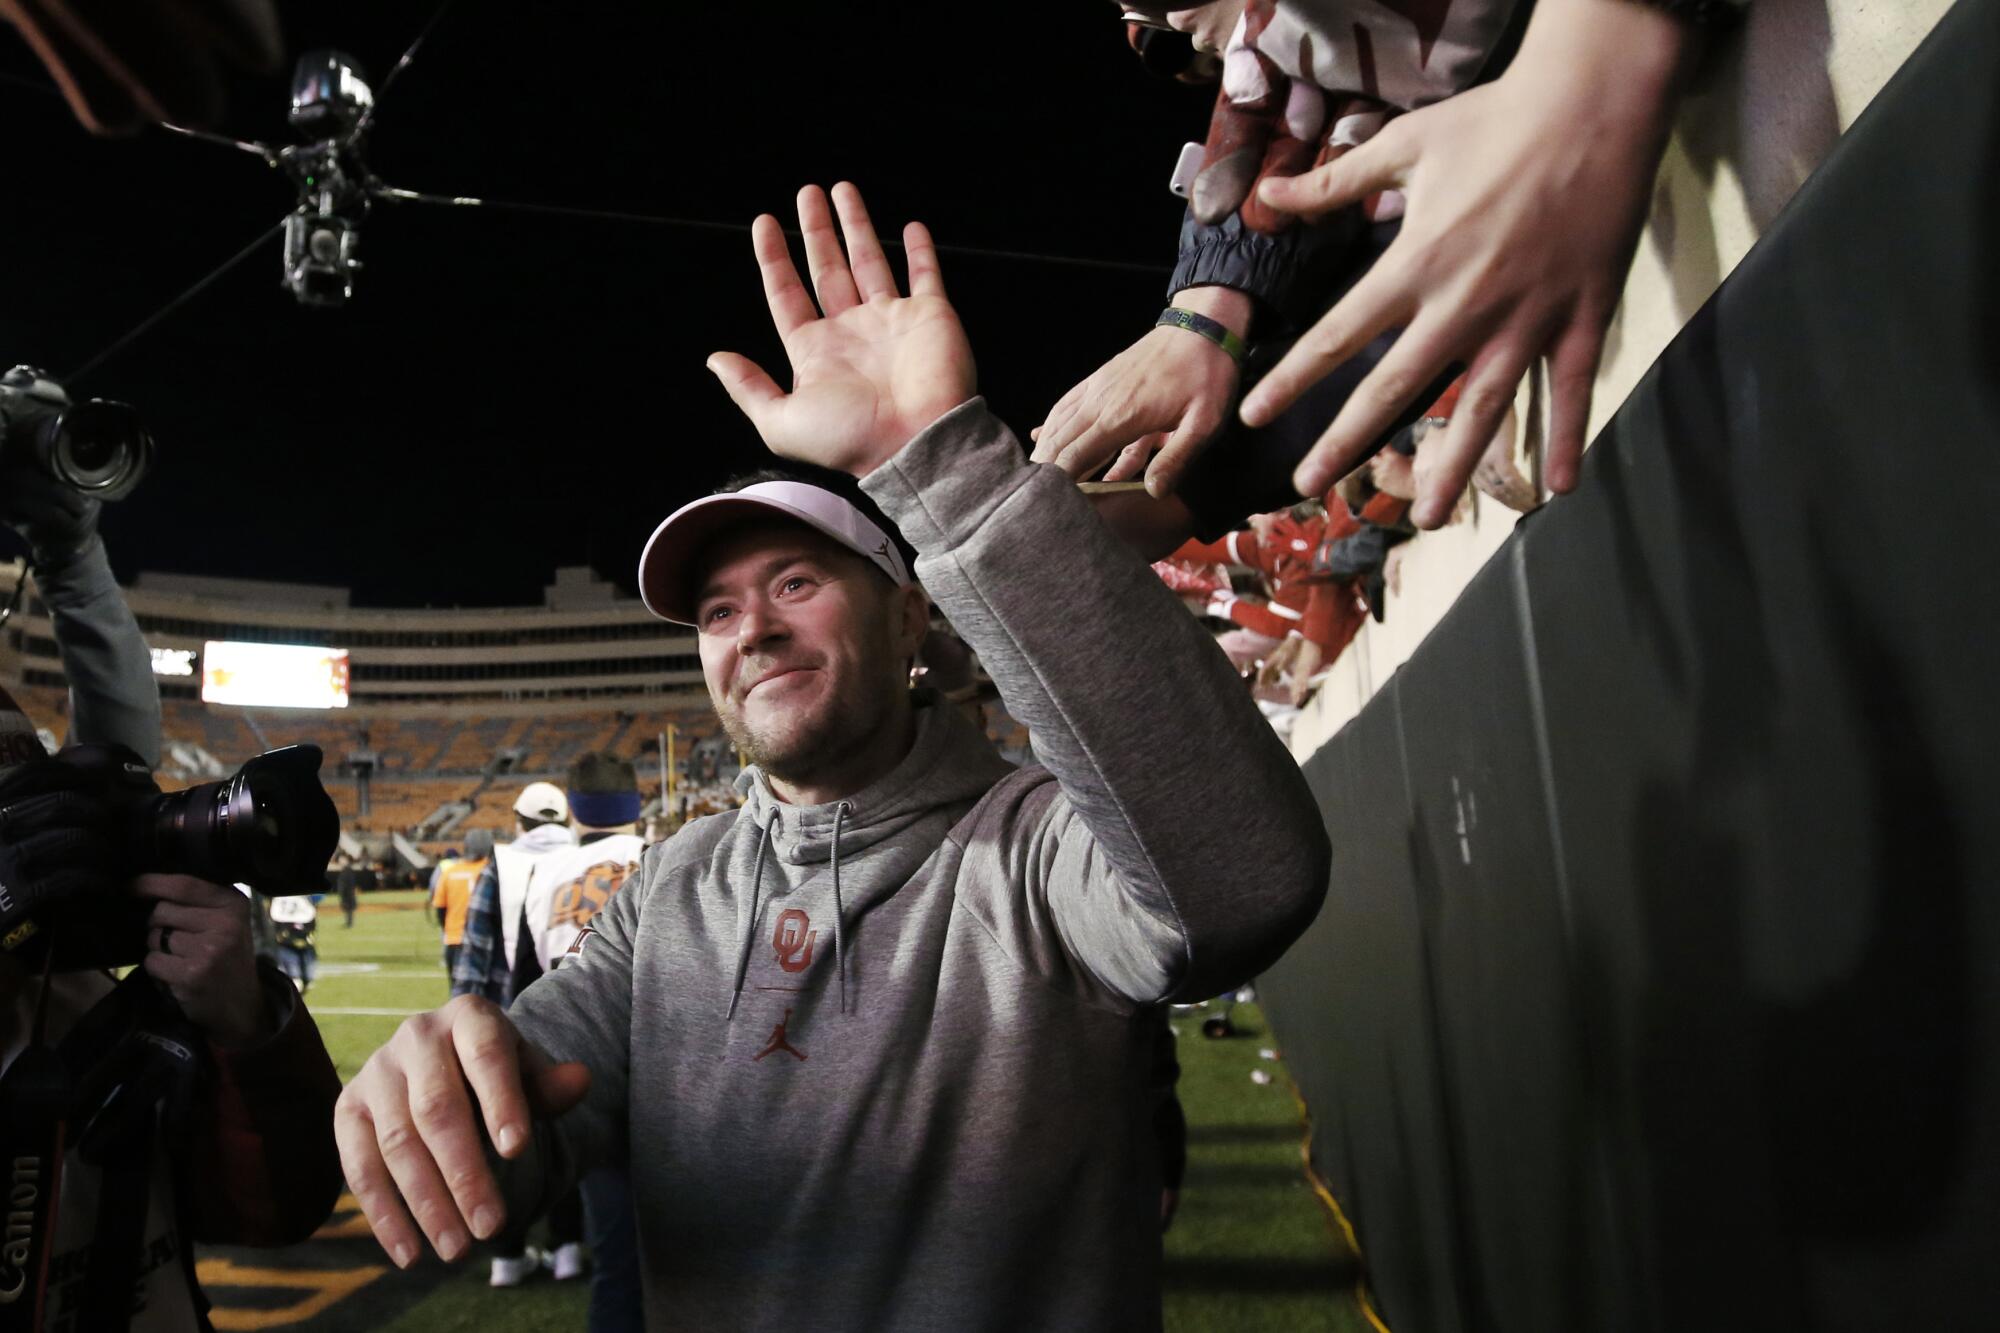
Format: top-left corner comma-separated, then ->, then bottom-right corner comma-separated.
754,1007 -> 807,1062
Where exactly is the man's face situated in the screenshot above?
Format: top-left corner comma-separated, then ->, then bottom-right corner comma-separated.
693,520 -> 913,783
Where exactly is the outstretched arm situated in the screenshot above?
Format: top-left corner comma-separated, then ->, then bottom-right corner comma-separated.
2,461 -> 162,765
708,184 -> 1328,1005
35,538 -> 163,766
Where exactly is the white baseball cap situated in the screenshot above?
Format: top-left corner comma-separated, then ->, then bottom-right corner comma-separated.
637,480 -> 911,626
513,780 -> 568,823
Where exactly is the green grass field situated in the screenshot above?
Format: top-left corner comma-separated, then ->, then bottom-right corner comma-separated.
273,891 -> 1371,1332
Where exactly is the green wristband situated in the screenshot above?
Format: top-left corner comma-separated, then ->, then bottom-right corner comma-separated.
1157,307 -> 1247,367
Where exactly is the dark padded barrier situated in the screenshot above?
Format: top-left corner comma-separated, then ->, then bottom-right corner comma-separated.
1260,2 -> 2000,1328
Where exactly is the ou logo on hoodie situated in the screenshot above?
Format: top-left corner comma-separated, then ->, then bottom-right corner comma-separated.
773,908 -> 817,973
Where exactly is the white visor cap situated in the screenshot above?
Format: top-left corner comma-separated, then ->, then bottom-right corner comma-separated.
637,480 -> 912,625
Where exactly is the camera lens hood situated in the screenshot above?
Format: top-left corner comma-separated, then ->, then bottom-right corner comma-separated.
47,399 -> 153,501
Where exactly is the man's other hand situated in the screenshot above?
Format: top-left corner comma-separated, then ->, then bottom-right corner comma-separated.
333,996 -> 590,1268
707,182 -> 977,479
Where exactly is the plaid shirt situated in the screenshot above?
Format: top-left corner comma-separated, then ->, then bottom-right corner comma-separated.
449,859 -> 512,1005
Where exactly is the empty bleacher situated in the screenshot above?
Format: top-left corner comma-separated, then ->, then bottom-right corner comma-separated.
327,776 -> 477,833
461,782 -> 528,835
247,714 -> 451,776
437,716 -> 514,773
8,682 -> 65,736
163,700 -> 262,766
520,712 -> 631,775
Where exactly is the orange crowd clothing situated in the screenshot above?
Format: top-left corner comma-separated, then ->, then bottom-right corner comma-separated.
1172,508 -> 1367,659
432,855 -> 487,946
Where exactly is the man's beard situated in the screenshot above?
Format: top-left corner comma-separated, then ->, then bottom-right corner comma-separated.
719,666 -> 893,787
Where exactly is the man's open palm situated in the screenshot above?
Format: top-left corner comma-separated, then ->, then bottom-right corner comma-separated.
708,182 -> 977,478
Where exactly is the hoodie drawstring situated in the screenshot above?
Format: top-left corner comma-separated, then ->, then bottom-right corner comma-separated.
726,820 -> 773,1020
831,801 -> 850,1015
729,803 -> 852,1018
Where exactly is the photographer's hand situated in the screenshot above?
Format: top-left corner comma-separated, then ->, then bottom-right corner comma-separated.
136,874 -> 273,1049
707,182 -> 977,479
334,995 -> 591,1268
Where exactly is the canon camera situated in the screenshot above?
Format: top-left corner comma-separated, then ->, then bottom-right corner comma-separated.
0,366 -> 153,502
0,743 -> 340,968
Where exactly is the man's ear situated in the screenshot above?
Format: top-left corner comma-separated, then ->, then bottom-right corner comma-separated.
893,583 -> 930,662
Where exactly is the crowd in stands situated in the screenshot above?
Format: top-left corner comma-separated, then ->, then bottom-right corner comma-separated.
1151,381 -> 1538,732
1032,0 -> 1710,738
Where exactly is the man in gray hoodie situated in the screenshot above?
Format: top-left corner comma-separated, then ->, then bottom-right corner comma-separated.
334,181 -> 1330,1330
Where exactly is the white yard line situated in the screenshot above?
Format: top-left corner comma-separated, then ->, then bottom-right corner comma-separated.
308,1006 -> 431,1017
313,970 -> 449,980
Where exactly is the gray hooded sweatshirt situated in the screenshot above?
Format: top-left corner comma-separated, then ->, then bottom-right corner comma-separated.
506,400 -> 1330,1330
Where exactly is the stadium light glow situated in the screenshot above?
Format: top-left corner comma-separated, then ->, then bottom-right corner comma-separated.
202,641 -> 351,709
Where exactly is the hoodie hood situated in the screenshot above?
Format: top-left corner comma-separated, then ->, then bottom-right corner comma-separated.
724,693 -> 1015,1018
508,821 -> 578,856
734,692 -> 1014,867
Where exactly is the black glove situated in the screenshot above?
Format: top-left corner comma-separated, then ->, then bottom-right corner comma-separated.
0,464 -> 100,568
0,756 -> 120,950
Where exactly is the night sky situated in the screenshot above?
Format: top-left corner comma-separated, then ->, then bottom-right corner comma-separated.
0,2 -> 1213,607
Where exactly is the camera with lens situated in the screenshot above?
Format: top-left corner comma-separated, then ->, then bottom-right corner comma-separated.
283,210 -> 363,307
278,51 -> 375,308
0,366 -> 154,502
0,742 -> 340,969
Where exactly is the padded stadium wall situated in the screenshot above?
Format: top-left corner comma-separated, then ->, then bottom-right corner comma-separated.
1260,1 -> 1999,1328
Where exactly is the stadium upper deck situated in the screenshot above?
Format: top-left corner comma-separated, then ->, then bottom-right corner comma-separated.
0,561 -> 1029,846
0,562 -> 739,841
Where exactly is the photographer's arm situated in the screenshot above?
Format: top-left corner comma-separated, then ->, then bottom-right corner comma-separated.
130,874 -> 343,1244
35,536 -> 162,767
867,401 -> 1328,1003
187,963 -> 346,1245
0,447 -> 160,764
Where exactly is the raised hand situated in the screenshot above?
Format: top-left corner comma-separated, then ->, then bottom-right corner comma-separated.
707,182 -> 977,479
333,995 -> 590,1268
